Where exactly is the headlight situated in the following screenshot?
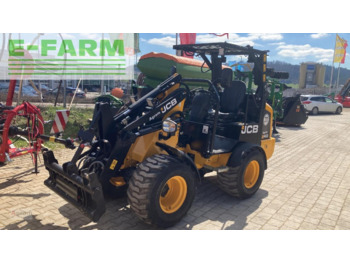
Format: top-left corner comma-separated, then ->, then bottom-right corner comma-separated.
162,118 -> 177,134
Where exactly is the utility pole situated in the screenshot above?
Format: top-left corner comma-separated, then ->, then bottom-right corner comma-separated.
63,80 -> 67,108
336,63 -> 341,89
100,33 -> 105,95
329,35 -> 337,93
176,33 -> 182,56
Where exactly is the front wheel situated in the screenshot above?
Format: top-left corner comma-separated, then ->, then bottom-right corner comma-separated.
217,148 -> 265,199
127,154 -> 197,228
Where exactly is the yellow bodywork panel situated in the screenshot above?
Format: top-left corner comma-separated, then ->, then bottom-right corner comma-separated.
122,81 -> 185,169
180,145 -> 231,169
121,130 -> 178,168
262,103 -> 275,160
261,139 -> 275,160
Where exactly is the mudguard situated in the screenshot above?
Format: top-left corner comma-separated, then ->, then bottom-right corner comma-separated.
156,142 -> 201,181
227,142 -> 267,169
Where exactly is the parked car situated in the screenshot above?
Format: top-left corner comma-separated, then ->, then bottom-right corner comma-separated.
68,87 -> 86,98
47,87 -> 86,98
0,83 -> 43,100
0,82 -> 9,93
15,85 -> 41,97
38,84 -> 50,93
0,82 -> 9,90
301,95 -> 343,115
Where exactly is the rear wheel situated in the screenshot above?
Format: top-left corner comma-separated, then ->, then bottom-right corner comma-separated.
217,148 -> 265,199
127,154 -> 196,228
312,107 -> 319,115
336,106 -> 342,114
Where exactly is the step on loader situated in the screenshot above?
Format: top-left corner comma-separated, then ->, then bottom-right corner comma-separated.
43,42 -> 276,227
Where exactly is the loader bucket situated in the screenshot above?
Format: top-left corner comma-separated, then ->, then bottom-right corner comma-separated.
277,96 -> 308,126
43,150 -> 106,222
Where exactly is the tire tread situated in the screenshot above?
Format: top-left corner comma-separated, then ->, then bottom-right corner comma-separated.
127,154 -> 195,227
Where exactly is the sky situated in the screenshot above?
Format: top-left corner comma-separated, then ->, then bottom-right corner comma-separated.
138,33 -> 350,69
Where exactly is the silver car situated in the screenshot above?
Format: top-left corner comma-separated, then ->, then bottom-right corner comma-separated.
301,95 -> 343,115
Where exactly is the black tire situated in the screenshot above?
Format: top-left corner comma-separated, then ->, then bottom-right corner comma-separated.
127,154 -> 197,228
336,106 -> 342,115
312,107 -> 319,115
217,148 -> 265,199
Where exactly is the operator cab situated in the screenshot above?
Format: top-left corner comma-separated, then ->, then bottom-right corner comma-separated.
174,42 -> 269,158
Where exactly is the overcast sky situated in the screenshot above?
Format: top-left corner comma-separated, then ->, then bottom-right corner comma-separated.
139,33 -> 350,69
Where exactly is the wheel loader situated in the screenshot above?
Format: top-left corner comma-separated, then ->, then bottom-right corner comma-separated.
43,42 -> 275,228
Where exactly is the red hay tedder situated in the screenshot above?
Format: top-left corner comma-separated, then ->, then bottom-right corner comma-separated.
0,79 -> 75,172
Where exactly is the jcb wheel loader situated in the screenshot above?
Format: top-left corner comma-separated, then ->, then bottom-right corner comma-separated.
43,42 -> 275,228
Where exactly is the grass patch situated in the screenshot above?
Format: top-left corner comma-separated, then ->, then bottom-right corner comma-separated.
40,106 -> 94,138
286,83 -> 299,89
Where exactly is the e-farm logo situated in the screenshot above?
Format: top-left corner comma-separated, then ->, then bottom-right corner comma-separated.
3,33 -> 135,80
9,39 -> 125,57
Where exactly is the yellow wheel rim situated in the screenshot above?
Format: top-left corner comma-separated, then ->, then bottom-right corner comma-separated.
159,176 -> 187,214
244,160 -> 260,189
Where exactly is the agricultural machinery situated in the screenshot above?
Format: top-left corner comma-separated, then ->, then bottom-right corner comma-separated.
43,42 -> 276,227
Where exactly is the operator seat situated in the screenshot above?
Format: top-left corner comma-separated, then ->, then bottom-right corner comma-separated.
218,68 -> 246,114
208,69 -> 247,139
220,80 -> 246,114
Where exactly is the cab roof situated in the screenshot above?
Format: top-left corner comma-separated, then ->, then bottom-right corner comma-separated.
173,42 -> 268,56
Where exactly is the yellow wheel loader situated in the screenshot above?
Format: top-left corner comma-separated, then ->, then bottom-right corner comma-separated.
43,42 -> 275,228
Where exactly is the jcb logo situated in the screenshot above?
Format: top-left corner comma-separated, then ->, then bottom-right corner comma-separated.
241,125 -> 259,134
161,98 -> 177,114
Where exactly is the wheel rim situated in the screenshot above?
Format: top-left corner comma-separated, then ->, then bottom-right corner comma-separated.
159,176 -> 187,214
244,160 -> 260,189
313,108 -> 318,114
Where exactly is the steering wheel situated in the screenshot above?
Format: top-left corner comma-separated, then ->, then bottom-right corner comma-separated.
191,87 -> 219,111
